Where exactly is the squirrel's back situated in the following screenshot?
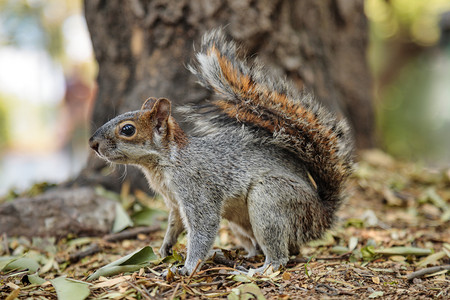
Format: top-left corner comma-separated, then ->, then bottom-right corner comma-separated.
184,29 -> 354,213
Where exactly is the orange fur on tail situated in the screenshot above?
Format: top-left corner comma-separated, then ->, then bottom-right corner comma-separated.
188,29 -> 353,207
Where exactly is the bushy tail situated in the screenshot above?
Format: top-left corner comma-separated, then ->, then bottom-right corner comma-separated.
187,29 -> 354,210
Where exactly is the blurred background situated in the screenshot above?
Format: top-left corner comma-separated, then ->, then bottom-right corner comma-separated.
0,0 -> 449,195
0,0 -> 96,194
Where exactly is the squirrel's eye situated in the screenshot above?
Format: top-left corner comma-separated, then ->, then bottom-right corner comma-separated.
120,124 -> 136,137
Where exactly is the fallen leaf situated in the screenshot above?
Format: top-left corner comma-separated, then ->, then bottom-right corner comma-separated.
369,291 -> 384,298
416,251 -> 446,268
25,273 -> 48,285
91,275 -> 131,289
132,207 -> 166,226
6,282 -> 20,290
268,270 -> 280,278
308,232 -> 335,247
348,237 -> 359,251
361,245 -> 377,261
345,218 -> 365,228
228,283 -> 266,300
232,274 -> 252,283
389,255 -> 406,262
383,189 -> 403,206
421,188 -> 446,209
424,270 -> 449,278
51,277 -> 90,300
375,247 -> 432,256
162,251 -> 183,264
87,246 -> 157,281
166,267 -> 175,283
443,244 -> 450,258
325,278 -> 356,288
112,203 -> 133,233
66,237 -> 94,247
282,272 -> 291,280
361,210 -> 379,227
1,257 -> 40,274
5,288 -> 20,300
331,246 -> 349,254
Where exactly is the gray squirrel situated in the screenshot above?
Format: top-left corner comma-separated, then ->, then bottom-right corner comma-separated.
89,29 -> 354,275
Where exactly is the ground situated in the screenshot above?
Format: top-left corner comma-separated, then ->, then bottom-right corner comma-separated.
1,150 -> 449,299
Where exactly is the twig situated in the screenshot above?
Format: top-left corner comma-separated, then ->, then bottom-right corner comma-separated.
315,283 -> 355,296
69,243 -> 101,263
286,254 -> 349,268
212,252 -> 248,270
336,290 -> 356,296
65,226 -> 160,264
407,265 -> 450,281
188,259 -> 203,279
196,266 -> 241,275
170,282 -> 180,300
2,233 -> 9,255
315,253 -> 352,261
286,257 -> 307,266
103,225 -> 160,242
315,283 -> 339,296
187,280 -> 224,288
126,279 -> 153,300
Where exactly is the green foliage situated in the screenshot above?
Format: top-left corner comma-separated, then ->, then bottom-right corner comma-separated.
366,0 -> 450,46
112,203 -> 134,233
0,256 -> 40,274
87,246 -> 159,281
228,283 -> 266,300
377,56 -> 434,160
367,0 -> 450,164
50,277 -> 90,300
377,52 -> 450,163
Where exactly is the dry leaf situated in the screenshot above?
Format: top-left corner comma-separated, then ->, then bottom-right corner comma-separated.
389,255 -> 406,262
5,289 -> 20,300
348,237 -> 359,251
92,276 -> 131,289
282,272 -> 291,280
369,291 -> 384,298
416,251 -> 446,268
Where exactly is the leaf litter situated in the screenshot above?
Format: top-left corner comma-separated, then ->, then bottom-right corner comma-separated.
0,149 -> 449,299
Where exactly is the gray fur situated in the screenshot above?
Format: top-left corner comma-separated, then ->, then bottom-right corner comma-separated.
89,29 -> 354,275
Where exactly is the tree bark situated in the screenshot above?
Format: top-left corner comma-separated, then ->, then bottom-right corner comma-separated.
79,0 -> 374,192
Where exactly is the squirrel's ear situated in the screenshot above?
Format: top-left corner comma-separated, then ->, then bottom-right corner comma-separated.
141,97 -> 158,110
153,98 -> 171,133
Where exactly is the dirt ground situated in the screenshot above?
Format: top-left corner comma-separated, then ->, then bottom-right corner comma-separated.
1,150 -> 449,299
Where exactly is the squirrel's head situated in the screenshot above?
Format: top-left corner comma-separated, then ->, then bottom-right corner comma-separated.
89,97 -> 186,165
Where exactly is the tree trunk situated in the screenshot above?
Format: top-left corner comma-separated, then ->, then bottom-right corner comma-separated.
78,0 -> 374,192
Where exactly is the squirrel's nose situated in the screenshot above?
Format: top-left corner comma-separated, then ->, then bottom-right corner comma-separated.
89,136 -> 99,153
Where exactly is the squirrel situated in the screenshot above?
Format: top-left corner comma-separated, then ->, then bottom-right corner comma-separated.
89,29 -> 354,275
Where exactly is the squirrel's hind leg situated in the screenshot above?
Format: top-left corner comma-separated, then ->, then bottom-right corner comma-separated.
247,177 -> 295,272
